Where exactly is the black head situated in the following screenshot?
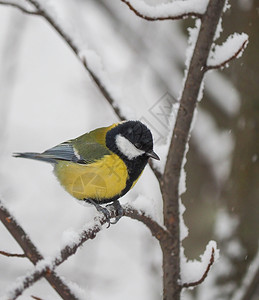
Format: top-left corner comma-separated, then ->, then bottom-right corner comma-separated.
106,121 -> 159,161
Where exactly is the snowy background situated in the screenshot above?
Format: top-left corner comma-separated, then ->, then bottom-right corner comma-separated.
0,0 -> 258,299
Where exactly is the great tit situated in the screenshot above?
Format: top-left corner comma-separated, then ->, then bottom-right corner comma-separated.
14,120 -> 159,225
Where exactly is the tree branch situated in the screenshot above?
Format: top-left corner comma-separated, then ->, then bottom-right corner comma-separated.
0,250 -> 26,258
120,0 -> 202,21
161,0 -> 226,299
0,199 -> 79,300
181,247 -> 215,288
0,0 -> 127,121
205,39 -> 248,70
23,0 -> 126,120
4,204 -> 167,299
124,205 -> 169,243
0,1 -> 40,15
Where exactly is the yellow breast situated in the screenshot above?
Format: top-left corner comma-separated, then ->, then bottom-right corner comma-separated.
54,154 -> 128,201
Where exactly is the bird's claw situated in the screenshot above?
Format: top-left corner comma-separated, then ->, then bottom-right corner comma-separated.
86,199 -> 112,228
86,199 -> 123,227
106,200 -> 124,225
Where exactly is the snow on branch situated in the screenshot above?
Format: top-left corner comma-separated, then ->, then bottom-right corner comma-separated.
0,199 -> 80,300
181,247 -> 216,288
3,205 -> 168,299
120,0 -> 208,21
206,33 -> 248,70
0,0 -> 127,120
181,240 -> 219,289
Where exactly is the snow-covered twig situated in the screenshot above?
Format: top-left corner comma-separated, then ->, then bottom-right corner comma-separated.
0,250 -> 26,258
26,0 -> 117,111
181,247 -> 215,288
120,0 -> 203,21
2,204 -> 167,299
0,1 -> 39,15
0,0 -> 125,120
80,57 -> 125,121
0,199 -> 80,300
4,221 -> 102,299
206,36 -> 248,70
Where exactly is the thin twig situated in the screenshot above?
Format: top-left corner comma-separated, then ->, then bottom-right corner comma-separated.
4,216 -> 107,299
205,39 -> 248,71
5,205 -> 167,299
148,160 -> 162,182
0,250 -> 26,258
120,0 -> 202,21
0,199 -> 79,300
31,296 -> 44,300
24,0 -> 126,120
0,0 -> 120,116
80,57 -> 125,120
181,247 -> 215,288
0,1 -> 40,15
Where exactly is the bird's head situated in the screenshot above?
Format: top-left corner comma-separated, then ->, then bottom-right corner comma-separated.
106,121 -> 160,161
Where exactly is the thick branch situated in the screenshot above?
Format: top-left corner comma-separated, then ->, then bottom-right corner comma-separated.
205,39 -> 248,70
0,199 -> 79,300
181,248 -> 215,288
161,1 -> 226,299
120,0 -> 202,21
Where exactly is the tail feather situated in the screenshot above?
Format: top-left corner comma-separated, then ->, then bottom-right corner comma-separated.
13,152 -> 56,163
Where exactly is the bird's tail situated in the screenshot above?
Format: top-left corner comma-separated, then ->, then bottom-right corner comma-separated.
13,152 -> 56,163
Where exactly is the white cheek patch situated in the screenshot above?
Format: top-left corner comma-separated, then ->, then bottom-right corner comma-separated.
115,134 -> 145,160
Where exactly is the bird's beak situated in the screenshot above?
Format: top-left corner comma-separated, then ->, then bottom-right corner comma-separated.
147,150 -> 160,160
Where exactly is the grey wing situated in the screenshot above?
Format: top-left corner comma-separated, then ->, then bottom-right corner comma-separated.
43,142 -> 84,162
14,142 -> 86,164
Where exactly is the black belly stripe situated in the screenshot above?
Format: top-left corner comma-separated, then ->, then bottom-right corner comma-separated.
90,126 -> 150,204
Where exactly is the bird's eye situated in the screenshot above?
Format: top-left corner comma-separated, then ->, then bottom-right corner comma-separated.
134,142 -> 141,149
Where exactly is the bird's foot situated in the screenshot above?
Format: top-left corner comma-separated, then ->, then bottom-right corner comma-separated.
106,200 -> 124,225
87,199 -> 112,228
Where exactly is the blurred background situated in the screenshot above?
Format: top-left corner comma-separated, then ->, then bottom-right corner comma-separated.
0,0 -> 258,299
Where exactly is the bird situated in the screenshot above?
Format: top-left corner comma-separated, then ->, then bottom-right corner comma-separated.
14,120 -> 159,226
